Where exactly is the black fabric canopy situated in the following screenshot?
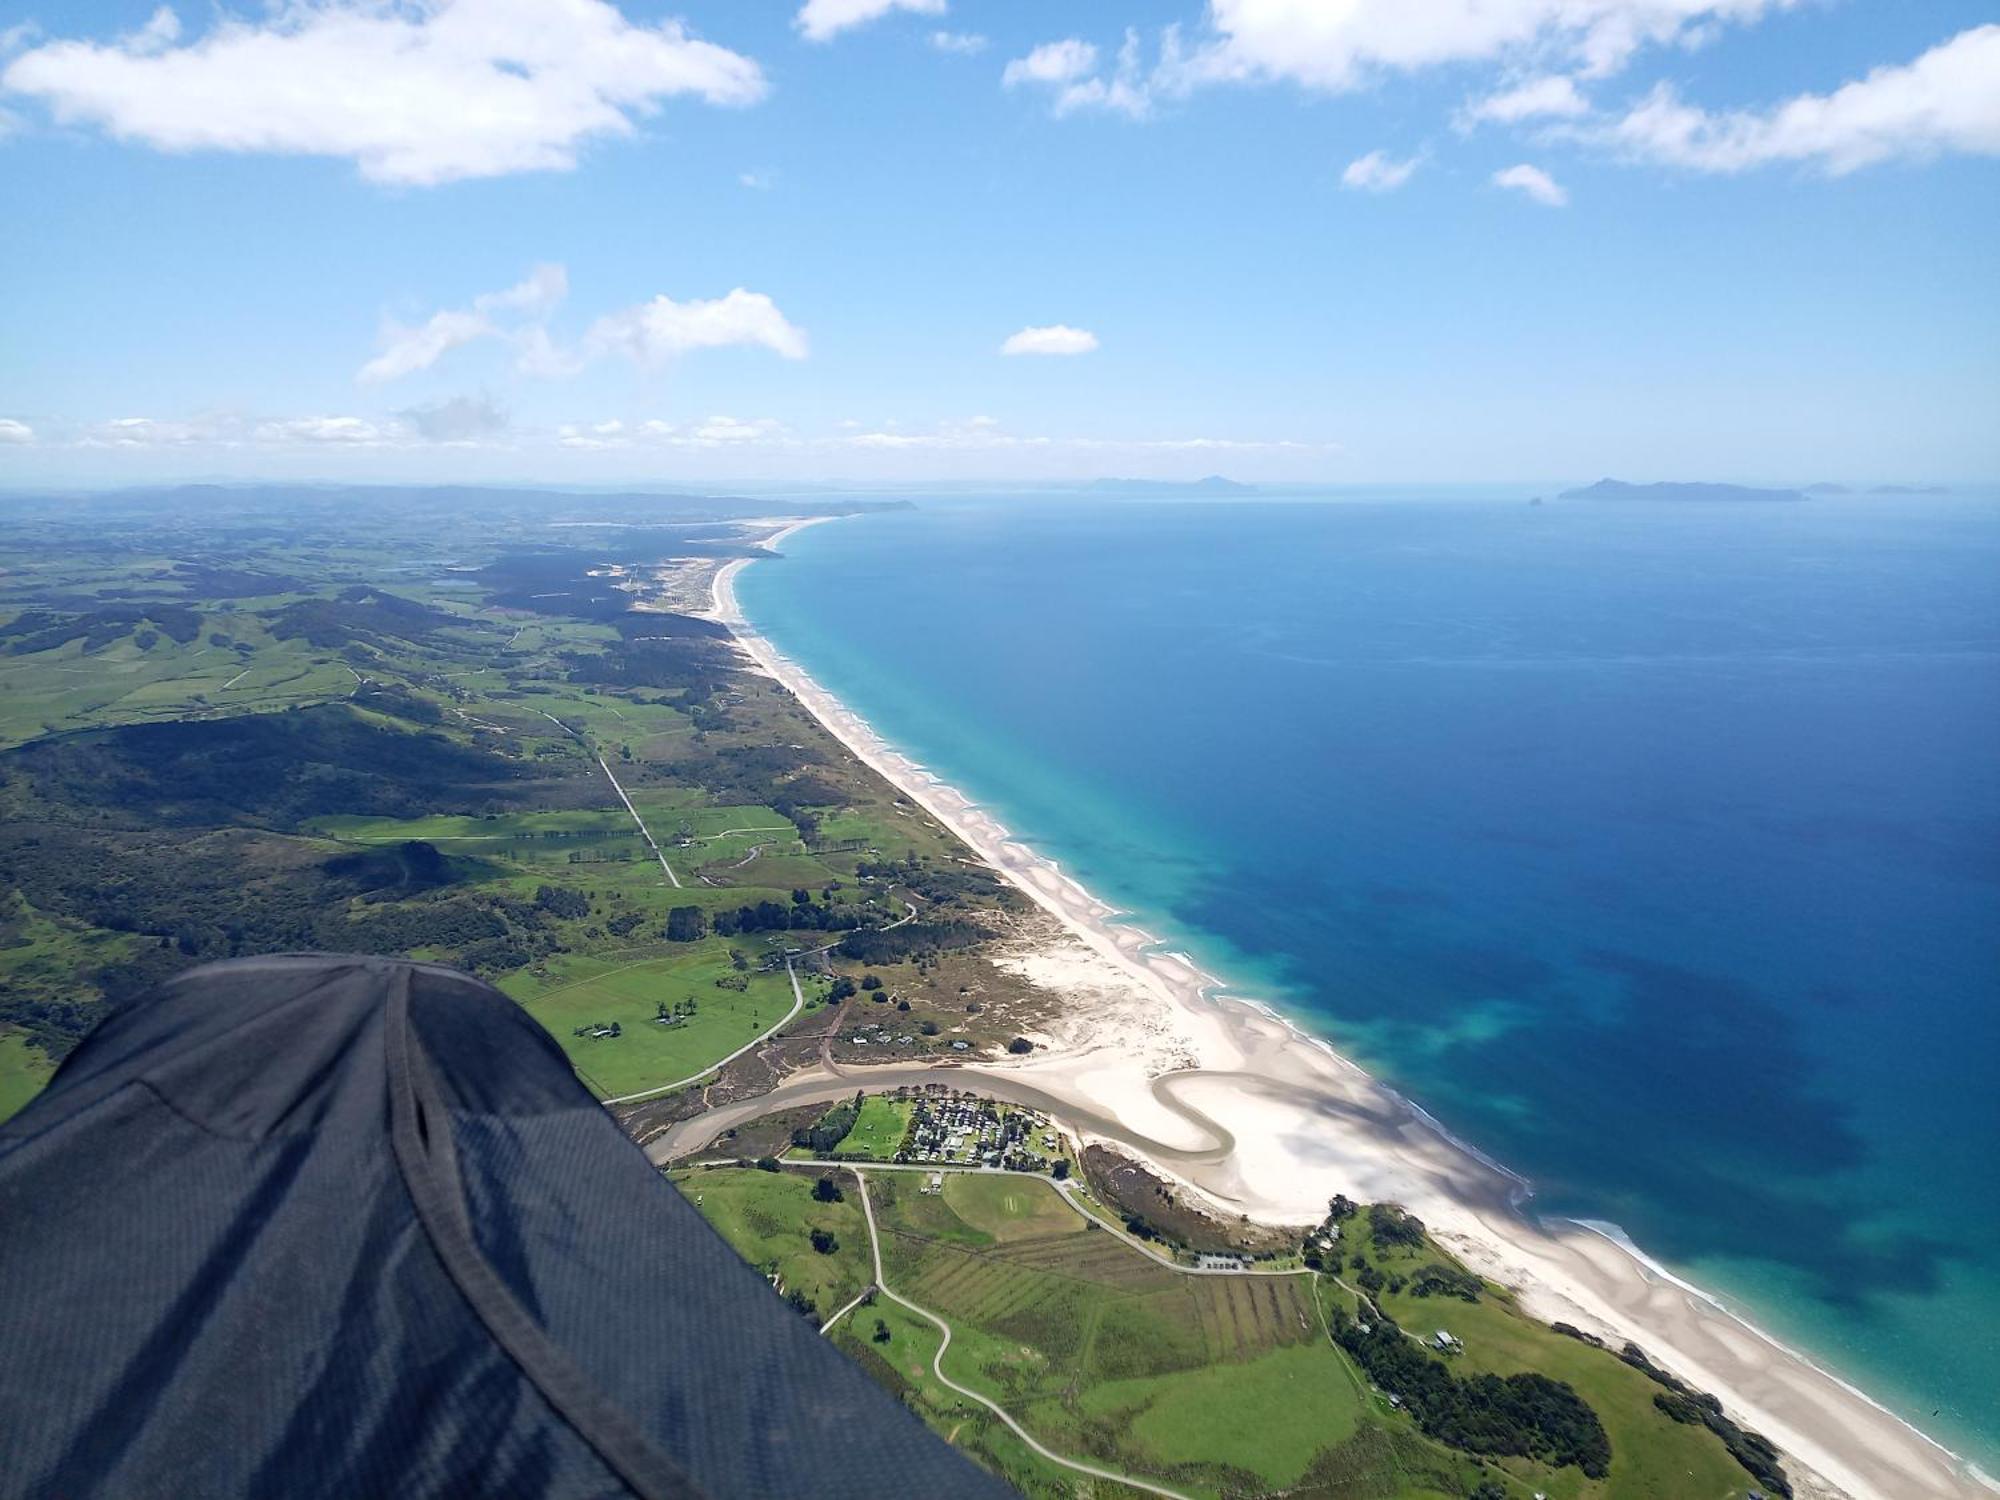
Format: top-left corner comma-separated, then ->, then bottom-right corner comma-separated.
0,955 -> 1015,1499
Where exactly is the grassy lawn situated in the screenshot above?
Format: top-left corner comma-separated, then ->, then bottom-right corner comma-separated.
1345,1217 -> 1758,1500
1075,1342 -> 1364,1489
0,1032 -> 55,1125
820,1096 -> 912,1159
941,1173 -> 1083,1243
670,1166 -> 871,1322
501,947 -> 800,1097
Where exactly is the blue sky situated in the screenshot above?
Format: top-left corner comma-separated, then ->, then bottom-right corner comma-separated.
1,0 -> 1995,486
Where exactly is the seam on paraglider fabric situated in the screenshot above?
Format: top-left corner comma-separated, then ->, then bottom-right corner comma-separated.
384,966 -> 708,1500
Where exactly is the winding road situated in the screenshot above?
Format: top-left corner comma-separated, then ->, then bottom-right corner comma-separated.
852,1171 -> 1193,1500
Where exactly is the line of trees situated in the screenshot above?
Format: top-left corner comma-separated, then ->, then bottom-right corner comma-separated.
1328,1305 -> 1612,1478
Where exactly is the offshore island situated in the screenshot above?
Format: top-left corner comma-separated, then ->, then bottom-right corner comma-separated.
0,486 -> 1988,1500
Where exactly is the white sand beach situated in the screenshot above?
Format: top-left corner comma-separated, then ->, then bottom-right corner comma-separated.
682,519 -> 1994,1500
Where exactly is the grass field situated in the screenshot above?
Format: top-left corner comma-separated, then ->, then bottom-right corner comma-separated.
669,1166 -> 872,1323
1337,1211 -> 1759,1500
0,1032 -> 55,1125
940,1173 -> 1083,1243
501,947 -> 803,1097
674,1159 -> 1769,1500
1075,1342 -> 1364,1486
806,1095 -> 911,1160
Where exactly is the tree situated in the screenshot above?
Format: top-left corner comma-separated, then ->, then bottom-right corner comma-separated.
812,1175 -> 844,1203
1051,1159 -> 1071,1181
665,905 -> 706,943
872,1319 -> 891,1344
754,1156 -> 781,1173
860,974 -> 883,991
809,1227 -> 838,1255
1007,1037 -> 1034,1055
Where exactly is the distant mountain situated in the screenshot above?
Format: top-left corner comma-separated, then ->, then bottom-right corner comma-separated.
1559,479 -> 1809,503
1870,483 -> 1951,496
1087,476 -> 1258,495
1804,482 -> 1854,495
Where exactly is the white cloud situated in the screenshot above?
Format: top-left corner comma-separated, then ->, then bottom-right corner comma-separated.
1,0 -> 766,186
357,308 -> 492,386
253,415 -> 391,445
1007,2 -> 1800,127
1180,0 -> 1798,93
559,414 -> 792,449
360,270 -> 803,383
82,415 -> 230,447
795,0 -> 946,45
1464,73 -> 1590,125
0,418 -> 34,444
931,32 -> 987,56
587,289 -> 809,367
1341,149 -> 1419,191
738,169 -> 774,189
1594,24 -> 2000,174
1004,39 -> 1098,89
1000,324 -> 1100,357
1493,162 -> 1569,204
1004,35 -> 1160,118
476,263 -> 568,319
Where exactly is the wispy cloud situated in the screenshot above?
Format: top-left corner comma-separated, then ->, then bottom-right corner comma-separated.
1590,24 -> 2000,174
587,289 -> 809,367
1341,150 -> 1420,192
397,396 -> 508,443
1462,74 -> 1590,127
1000,325 -> 1099,357
1004,33 -> 1152,119
931,32 -> 987,56
0,0 -> 765,186
355,269 -> 805,385
795,0 -> 946,45
1493,162 -> 1569,205
0,417 -> 34,444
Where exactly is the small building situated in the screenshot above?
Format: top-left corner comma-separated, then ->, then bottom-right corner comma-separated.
1431,1330 -> 1463,1354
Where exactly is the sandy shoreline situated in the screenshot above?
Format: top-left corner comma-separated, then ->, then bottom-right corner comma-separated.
687,516 -> 1992,1500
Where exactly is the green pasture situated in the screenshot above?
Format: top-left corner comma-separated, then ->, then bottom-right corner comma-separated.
796,1095 -> 912,1161
0,1032 -> 56,1125
669,1166 -> 872,1322
0,616 -> 363,749
940,1173 -> 1082,1243
502,946 -> 803,1098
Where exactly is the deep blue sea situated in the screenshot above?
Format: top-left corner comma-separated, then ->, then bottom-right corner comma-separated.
737,491 -> 2000,1467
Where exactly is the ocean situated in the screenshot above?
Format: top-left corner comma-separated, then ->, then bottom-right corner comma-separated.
735,490 -> 2000,1468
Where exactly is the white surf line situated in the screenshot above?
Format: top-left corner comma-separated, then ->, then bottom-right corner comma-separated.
852,1172 -> 1193,1500
599,955 -> 807,1107
534,708 -> 682,889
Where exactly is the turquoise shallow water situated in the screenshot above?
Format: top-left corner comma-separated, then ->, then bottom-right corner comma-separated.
737,492 -> 2000,1468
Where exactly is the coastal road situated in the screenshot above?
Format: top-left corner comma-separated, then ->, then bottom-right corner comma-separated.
853,1171 -> 1194,1500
